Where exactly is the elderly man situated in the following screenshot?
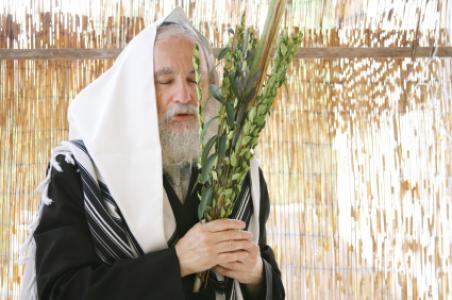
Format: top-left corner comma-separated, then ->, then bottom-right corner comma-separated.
22,8 -> 284,300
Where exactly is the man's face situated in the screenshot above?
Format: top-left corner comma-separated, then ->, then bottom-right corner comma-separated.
153,35 -> 209,131
154,33 -> 214,166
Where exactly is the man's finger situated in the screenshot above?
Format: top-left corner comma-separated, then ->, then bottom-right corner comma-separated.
249,243 -> 260,255
212,229 -> 252,243
203,219 -> 246,232
217,261 -> 244,271
216,239 -> 254,253
218,250 -> 249,264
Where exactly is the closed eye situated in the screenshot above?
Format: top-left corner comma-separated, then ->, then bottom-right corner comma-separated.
156,79 -> 173,85
187,77 -> 197,84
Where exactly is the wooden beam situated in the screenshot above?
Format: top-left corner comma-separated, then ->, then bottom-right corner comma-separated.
0,48 -> 122,60
0,47 -> 451,60
296,47 -> 452,59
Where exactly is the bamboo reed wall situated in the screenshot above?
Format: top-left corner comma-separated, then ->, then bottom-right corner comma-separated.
1,1 -> 451,299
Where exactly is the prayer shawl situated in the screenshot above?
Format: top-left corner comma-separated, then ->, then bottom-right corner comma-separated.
20,7 -> 263,300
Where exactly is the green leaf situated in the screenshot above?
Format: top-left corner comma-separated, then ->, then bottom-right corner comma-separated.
201,154 -> 217,184
232,173 -> 241,181
227,131 -> 235,141
192,48 -> 200,64
223,188 -> 233,198
195,71 -> 202,83
257,105 -> 267,116
198,186 -> 213,220
218,134 -> 227,159
245,151 -> 253,160
218,47 -> 230,60
242,121 -> 251,135
200,116 -> 218,140
255,116 -> 266,127
202,135 -> 217,166
280,43 -> 287,56
248,107 -> 256,121
230,154 -> 237,167
225,101 -> 235,127
231,75 -> 240,98
242,136 -> 251,146
209,84 -> 224,103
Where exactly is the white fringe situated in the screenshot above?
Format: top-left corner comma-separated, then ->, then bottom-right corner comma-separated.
19,143 -> 75,300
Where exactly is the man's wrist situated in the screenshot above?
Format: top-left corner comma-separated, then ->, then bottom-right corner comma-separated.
252,257 -> 264,284
174,243 -> 189,277
244,258 -> 265,297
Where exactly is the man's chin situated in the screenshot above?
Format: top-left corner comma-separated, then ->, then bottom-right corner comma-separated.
168,118 -> 198,133
171,114 -> 197,122
159,120 -> 200,167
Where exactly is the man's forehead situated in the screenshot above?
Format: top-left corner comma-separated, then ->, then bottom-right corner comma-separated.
154,33 -> 196,51
154,67 -> 196,76
153,36 -> 194,60
153,35 -> 207,76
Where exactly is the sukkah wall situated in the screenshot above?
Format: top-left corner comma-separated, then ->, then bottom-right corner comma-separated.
1,0 -> 451,299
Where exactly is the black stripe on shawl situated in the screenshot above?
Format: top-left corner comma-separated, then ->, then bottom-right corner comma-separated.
68,140 -> 143,261
222,172 -> 255,300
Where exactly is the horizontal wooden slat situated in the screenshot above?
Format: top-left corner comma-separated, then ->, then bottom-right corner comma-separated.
0,48 -> 122,60
0,47 -> 451,60
296,46 -> 452,59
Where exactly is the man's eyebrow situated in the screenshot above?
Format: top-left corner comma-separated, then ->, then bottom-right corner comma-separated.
154,68 -> 197,77
154,67 -> 174,77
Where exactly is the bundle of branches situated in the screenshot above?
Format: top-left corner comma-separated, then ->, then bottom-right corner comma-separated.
192,0 -> 301,292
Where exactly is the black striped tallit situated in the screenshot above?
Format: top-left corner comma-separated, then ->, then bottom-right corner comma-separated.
64,139 -> 254,299
219,175 -> 255,300
69,140 -> 143,263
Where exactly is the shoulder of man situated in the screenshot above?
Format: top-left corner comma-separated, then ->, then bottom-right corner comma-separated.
46,153 -> 84,209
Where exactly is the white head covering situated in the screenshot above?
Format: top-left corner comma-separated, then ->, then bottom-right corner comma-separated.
67,7 -> 213,253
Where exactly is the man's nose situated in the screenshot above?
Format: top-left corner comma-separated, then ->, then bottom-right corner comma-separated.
174,80 -> 193,104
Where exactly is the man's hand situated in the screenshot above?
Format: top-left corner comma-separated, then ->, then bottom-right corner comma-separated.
213,240 -> 264,285
175,219 -> 253,277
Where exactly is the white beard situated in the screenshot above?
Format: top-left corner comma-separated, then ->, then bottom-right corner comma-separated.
159,118 -> 200,168
159,99 -> 218,168
158,100 -> 218,201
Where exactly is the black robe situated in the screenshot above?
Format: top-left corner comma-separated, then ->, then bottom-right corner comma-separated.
34,155 -> 285,299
